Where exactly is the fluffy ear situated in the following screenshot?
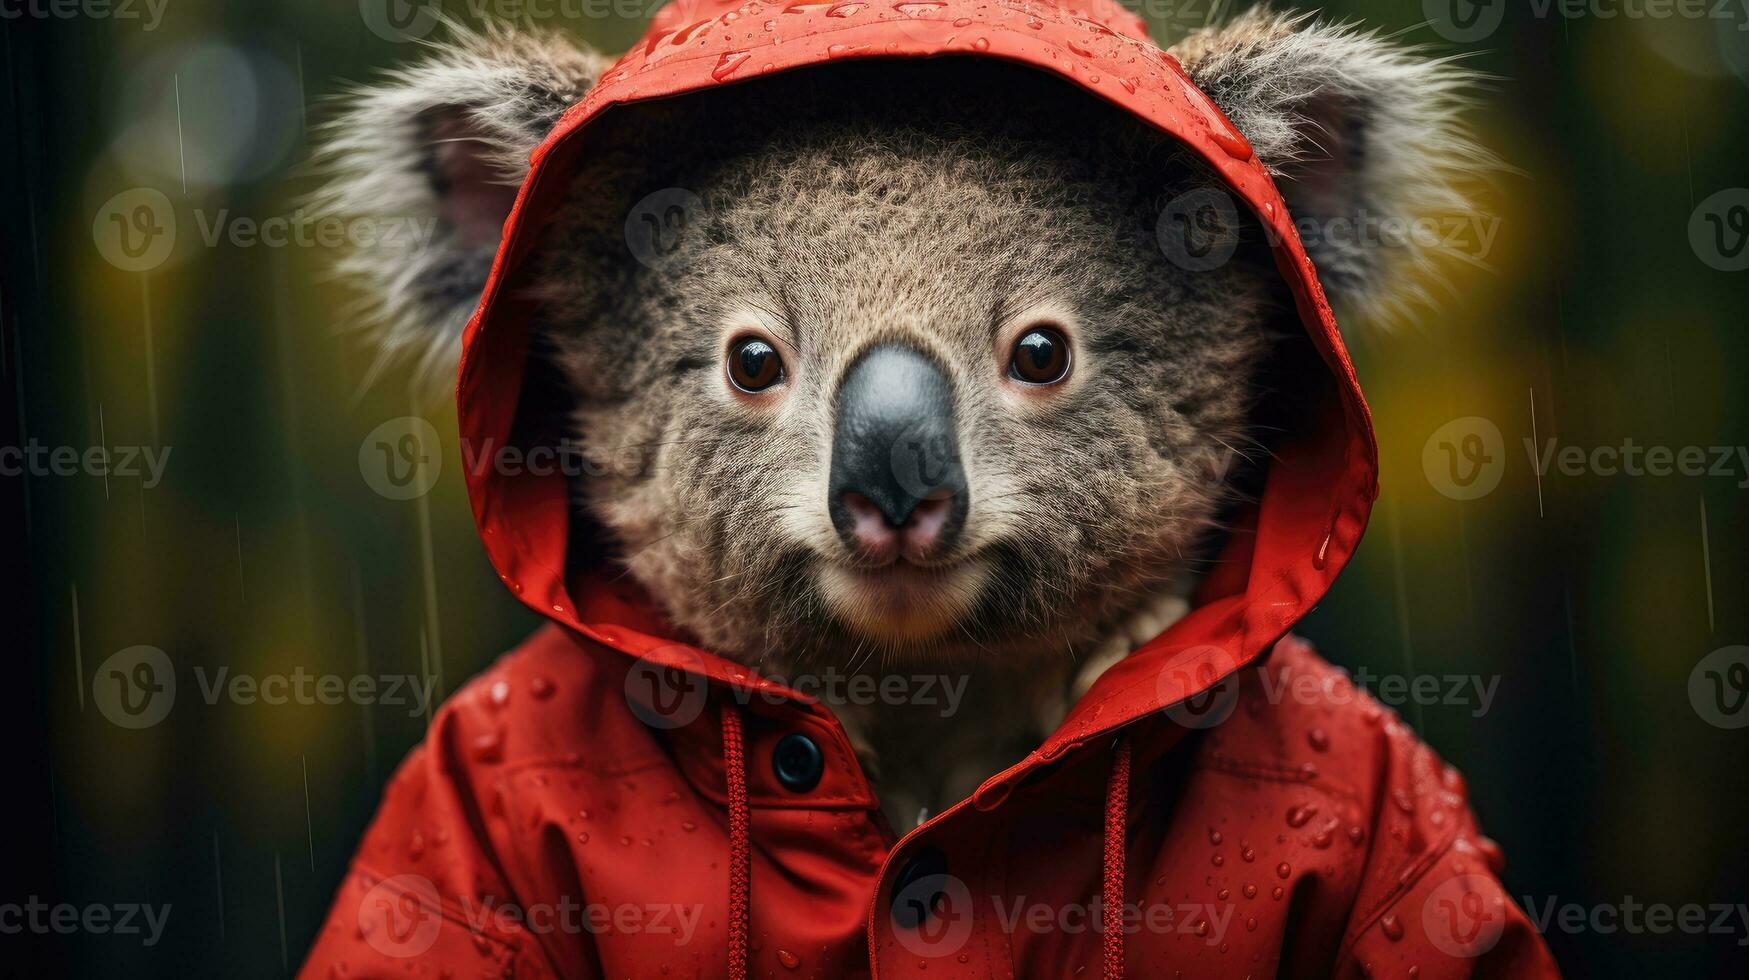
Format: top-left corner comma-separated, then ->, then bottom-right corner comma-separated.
312,27 -> 607,390
1169,9 -> 1494,326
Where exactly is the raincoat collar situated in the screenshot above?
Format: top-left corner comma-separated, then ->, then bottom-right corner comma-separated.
456,0 -> 1378,777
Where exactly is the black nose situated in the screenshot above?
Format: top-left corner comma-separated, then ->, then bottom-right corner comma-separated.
828,345 -> 968,546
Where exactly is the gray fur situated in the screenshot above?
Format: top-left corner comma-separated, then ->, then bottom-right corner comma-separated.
1170,8 -> 1496,324
310,25 -> 607,392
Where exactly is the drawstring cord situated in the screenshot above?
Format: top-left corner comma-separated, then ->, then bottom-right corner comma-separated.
721,704 -> 751,980
1101,736 -> 1132,980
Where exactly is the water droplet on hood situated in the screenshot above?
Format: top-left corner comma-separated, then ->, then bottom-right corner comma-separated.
471,730 -> 504,764
712,51 -> 751,81
1172,72 -> 1252,160
1380,914 -> 1405,941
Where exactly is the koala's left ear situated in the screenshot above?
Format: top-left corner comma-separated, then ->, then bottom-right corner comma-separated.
312,26 -> 606,391
1169,9 -> 1494,325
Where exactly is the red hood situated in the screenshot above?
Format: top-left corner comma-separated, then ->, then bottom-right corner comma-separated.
457,0 -> 1377,765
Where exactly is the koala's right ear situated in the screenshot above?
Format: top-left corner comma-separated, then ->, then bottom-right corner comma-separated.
312,27 -> 606,390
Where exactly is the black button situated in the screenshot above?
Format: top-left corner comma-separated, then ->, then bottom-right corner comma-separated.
890,846 -> 949,928
771,733 -> 824,792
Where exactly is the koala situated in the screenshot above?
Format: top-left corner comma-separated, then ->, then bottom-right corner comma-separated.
316,10 -> 1485,827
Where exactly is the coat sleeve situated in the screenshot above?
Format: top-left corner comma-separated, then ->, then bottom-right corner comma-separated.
1334,832 -> 1559,977
1330,725 -> 1560,978
298,705 -> 592,979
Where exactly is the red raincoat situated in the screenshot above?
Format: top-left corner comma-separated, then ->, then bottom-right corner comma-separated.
303,0 -> 1562,976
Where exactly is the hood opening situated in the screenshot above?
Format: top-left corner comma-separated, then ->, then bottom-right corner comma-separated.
459,35 -> 1377,737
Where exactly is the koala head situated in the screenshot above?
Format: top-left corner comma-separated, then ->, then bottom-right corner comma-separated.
317,13 -> 1484,670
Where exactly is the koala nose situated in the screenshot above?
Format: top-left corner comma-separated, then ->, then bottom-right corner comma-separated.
829,344 -> 968,565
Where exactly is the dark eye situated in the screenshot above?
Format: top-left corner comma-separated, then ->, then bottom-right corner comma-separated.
727,336 -> 785,392
1008,327 -> 1071,385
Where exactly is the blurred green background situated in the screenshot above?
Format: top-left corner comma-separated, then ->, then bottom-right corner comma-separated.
4,0 -> 1747,975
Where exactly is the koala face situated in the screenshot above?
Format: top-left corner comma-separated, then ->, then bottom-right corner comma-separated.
533,64 -> 1277,664
317,15 -> 1485,669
